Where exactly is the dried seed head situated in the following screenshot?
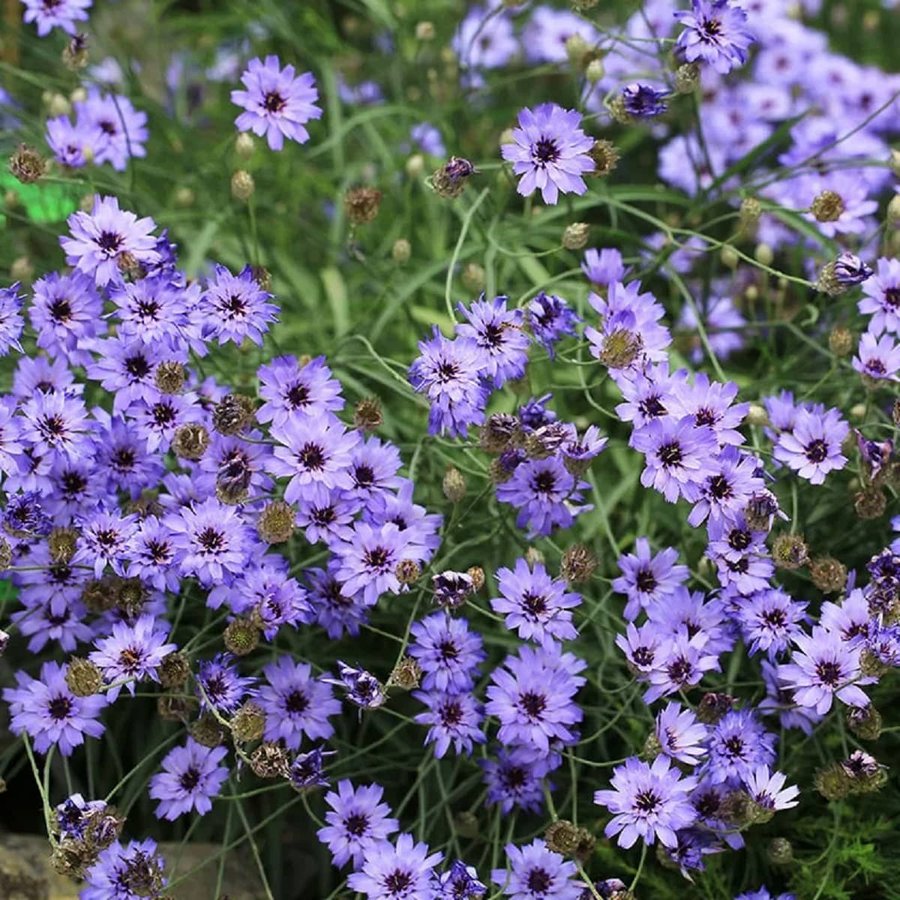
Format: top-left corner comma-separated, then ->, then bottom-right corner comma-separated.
392,238 -> 412,264
154,361 -> 186,394
588,139 -> 619,177
257,500 -> 295,544
462,262 -> 486,293
696,691 -> 736,724
387,656 -> 422,690
811,189 -> 845,223
191,714 -> 229,748
230,169 -> 255,202
354,396 -> 383,431
719,790 -> 757,827
48,526 -> 79,564
172,423 -> 209,460
454,811 -> 480,839
51,839 -> 90,878
480,413 -> 521,453
395,559 -> 422,585
828,326 -> 854,357
814,763 -> 851,800
525,546 -> 545,567
431,157 -> 476,198
0,537 -> 10,572
848,704 -> 882,741
442,466 -> 467,503
231,701 -> 266,743
467,566 -> 485,592
562,222 -> 590,250
855,486 -> 886,520
66,658 -> 103,697
607,95 -> 632,125
674,62 -> 701,93
250,742 -> 290,778
158,651 -> 191,689
598,328 -> 642,368
212,393 -> 255,435
63,33 -> 89,70
81,576 -> 119,614
561,544 -> 598,584
544,820 -> 581,856
345,186 -> 382,224
157,694 -> 195,723
809,556 -> 847,593
767,837 -> 794,866
223,617 -> 260,657
771,533 -> 809,570
859,648 -> 890,679
9,144 -> 48,184
115,577 -> 148,618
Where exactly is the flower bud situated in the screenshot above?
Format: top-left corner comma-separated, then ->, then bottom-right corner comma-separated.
562,222 -> 590,250
696,692 -> 736,724
392,238 -> 412,264
354,396 -> 383,431
345,186 -> 382,224
588,139 -> 619,177
585,58 -> 605,83
544,820 -> 581,856
771,533 -> 809,570
46,92 -> 72,117
159,651 -> 191,689
848,704 -> 882,741
191,714 -> 228,748
887,194 -> 900,226
235,133 -> 255,159
454,811 -> 480,839
767,837 -> 794,865
809,556 -> 847,593
745,404 -> 768,427
431,157 -> 476,198
406,153 -> 425,178
231,701 -> 266,743
854,486 -> 886,520
674,62 -> 700,93
720,245 -> 739,269
560,544 -> 598,583
10,256 -> 34,284
9,144 -> 47,184
230,170 -> 255,202
257,500 -> 295,544
223,617 -> 260,657
415,21 -> 435,40
462,262 -> 486,293
754,243 -> 774,267
443,466 -> 467,503
62,33 -> 89,71
828,326 -> 854,356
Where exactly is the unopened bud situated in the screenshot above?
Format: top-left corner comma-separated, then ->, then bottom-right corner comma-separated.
415,21 -> 435,40
212,393 -> 255,435
754,243 -> 774,267
224,617 -> 260,657
746,404 -> 768,427
406,153 -> 425,178
828,326 -> 854,356
231,701 -> 266,742
887,194 -> 900,226
562,222 -> 590,250
257,500 -> 295,544
392,238 -> 412,264
585,58 -> 605,83
544,820 -> 582,856
235,133 -> 255,159
848,704 -> 882,741
720,245 -> 739,269
431,157 -> 476,198
191,714 -> 228,748
159,651 -> 191,689
462,262 -> 485,293
767,837 -> 794,865
674,62 -> 700,93
231,170 -> 255,201
443,466 -> 467,502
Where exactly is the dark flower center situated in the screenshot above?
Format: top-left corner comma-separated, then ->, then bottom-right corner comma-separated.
94,528 -> 120,549
762,608 -> 787,628
695,407 -> 716,426
632,646 -> 655,667
223,294 -> 247,317
179,767 -> 201,791
723,736 -> 746,759
526,869 -> 552,894
519,690 -> 547,718
312,505 -> 336,526
522,592 -> 548,616
636,569 -> 657,593
344,813 -> 369,837
285,383 -> 310,408
298,442 -> 325,470
501,765 -> 527,790
532,471 -> 556,494
440,700 -> 464,726
866,359 -> 886,375
49,297 -> 72,322
285,690 -> 309,714
354,465 -> 375,488
364,547 -> 390,570
805,439 -> 828,464
438,640 -> 459,661
481,322 -> 505,348
634,789 -> 661,813
263,91 -> 287,113
667,656 -> 692,683
701,17 -> 723,38
884,287 -> 900,307
113,448 -> 136,471
197,527 -> 225,552
49,696 -> 72,720
384,870 -> 412,894
97,231 -> 124,254
436,361 -> 460,382
124,354 -> 151,380
152,402 -> 177,426
533,137 -> 560,166
61,471 -> 88,496
708,473 -> 732,500
816,661 -> 842,686
728,529 -> 752,551
640,396 -> 666,418
658,442 -> 683,466
119,646 -> 143,673
39,414 -> 67,438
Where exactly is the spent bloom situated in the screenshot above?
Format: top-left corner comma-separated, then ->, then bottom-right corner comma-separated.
231,55 -> 322,150
501,103 -> 594,205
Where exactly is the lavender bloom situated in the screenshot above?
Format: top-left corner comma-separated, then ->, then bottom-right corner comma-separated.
167,498 -> 251,586
482,747 -> 556,815
582,248 -> 629,286
347,833 -> 443,899
413,689 -> 486,758
778,627 -> 870,714
655,702 -> 708,766
704,709 -> 776,784
853,331 -> 900,381
317,780 -> 399,869
452,5 -> 517,71
613,538 -> 690,621
833,252 -> 873,286
90,615 -> 176,698
501,104 -> 594,205
331,662 -> 385,710
438,861 -> 486,900
859,257 -> 900,334
738,589 -> 807,659
81,839 -> 167,900
231,55 -> 322,150
196,653 -> 256,715
409,612 -> 485,693
3,661 -> 107,755
202,264 -> 278,345
334,521 -> 416,605
773,407 -> 848,485
46,114 -> 102,169
0,283 -> 24,355
643,628 -> 720,702
491,839 -> 582,900
73,510 -> 139,577
30,270 -> 104,365
258,656 -> 341,749
60,195 -> 159,287
149,738 -> 229,820
675,0 -> 755,74
408,328 -> 488,437
74,89 -> 147,170
456,295 -> 530,387
526,292 -> 580,356
256,355 -> 344,427
594,756 -> 698,849
22,0 -> 90,36
621,83 -> 669,118
688,447 -> 764,527
743,766 -> 799,811
493,558 -> 581,643
289,746 -> 334,791
410,122 -> 445,157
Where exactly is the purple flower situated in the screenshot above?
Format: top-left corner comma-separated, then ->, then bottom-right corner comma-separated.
493,558 -> 581,643
334,521 -> 416,605
20,390 -> 91,461
60,195 -> 160,287
496,456 -> 590,537
73,89 -> 147,170
413,689 -> 486,758
743,766 -> 799,811
675,0 -> 755,75
778,626 -> 870,715
670,373 -> 749,447
632,416 -> 718,503
773,407 -> 848,485
621,83 -> 669,118
89,615 -> 176,698
196,652 -> 256,715
202,264 -> 278,345
0,283 -> 24,355
491,839 -> 582,900
232,56 -> 322,150
257,355 -> 345,427
858,257 -> 900,334
833,252 -> 873,286
655,702 -> 708,766
410,122 -> 445,157
453,5 -> 517,71
22,0 -> 90,36
3,661 -> 107,755
485,644 -> 585,756
456,295 -> 530,387
687,447 -> 764,527
482,747 -> 556,815
613,538 -> 689,621
289,746 -> 334,791
73,509 -> 139,577
317,780 -> 399,869
149,738 -> 229,820
408,328 -> 488,437
526,292 -> 580,356
331,661 -> 385,710
86,334 -> 164,414
258,656 -> 341,749
437,861 -> 486,900
81,839 -> 167,900
30,270 -> 104,365
409,612 -> 485,693
853,331 -> 900,381
501,104 -> 594,205
643,628 -> 720,703
167,498 -> 251,586
704,709 -> 776,784
738,589 -> 807,659
347,833 -> 443,899
594,755 -> 698,849
46,113 -> 101,169
582,248 -> 629,286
